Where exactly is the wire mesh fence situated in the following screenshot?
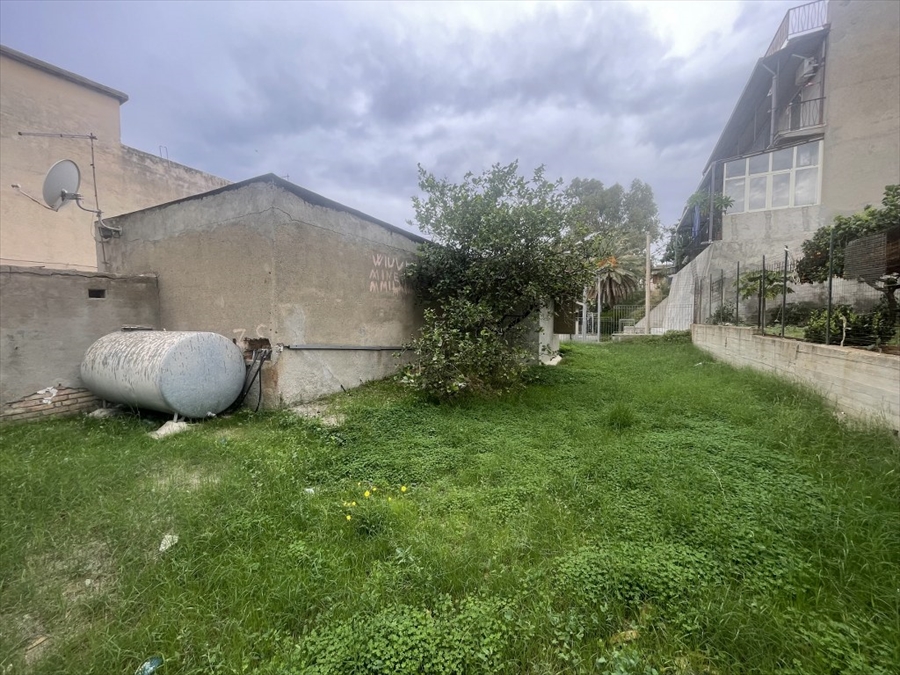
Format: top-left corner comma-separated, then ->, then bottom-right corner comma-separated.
696,250 -> 899,351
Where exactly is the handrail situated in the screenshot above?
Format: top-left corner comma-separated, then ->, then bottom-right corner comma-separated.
765,0 -> 829,57
776,97 -> 825,134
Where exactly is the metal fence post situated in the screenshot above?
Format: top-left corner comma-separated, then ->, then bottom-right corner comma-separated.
581,287 -> 587,341
826,228 -> 834,345
761,255 -> 767,333
736,261 -> 740,324
720,269 -> 725,313
781,246 -> 788,338
699,277 -> 704,325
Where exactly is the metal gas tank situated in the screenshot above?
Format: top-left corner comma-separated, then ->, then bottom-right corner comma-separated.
81,330 -> 245,418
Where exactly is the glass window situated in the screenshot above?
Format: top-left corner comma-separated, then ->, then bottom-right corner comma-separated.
749,176 -> 768,210
772,148 -> 793,171
712,141 -> 820,216
725,158 -> 745,179
772,173 -> 791,208
749,154 -> 769,175
797,142 -> 819,167
794,168 -> 818,205
725,177 -> 745,213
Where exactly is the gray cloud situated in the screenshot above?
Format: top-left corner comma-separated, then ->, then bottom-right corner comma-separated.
0,0 -> 797,236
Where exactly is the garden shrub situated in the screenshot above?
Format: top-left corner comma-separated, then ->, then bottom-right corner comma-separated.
804,301 -> 896,346
768,301 -> 821,327
707,301 -> 735,325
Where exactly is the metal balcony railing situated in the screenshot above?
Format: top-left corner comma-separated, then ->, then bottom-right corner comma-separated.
766,0 -> 829,57
776,97 -> 825,135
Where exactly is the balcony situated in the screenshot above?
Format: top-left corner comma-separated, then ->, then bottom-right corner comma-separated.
766,0 -> 829,58
776,97 -> 825,138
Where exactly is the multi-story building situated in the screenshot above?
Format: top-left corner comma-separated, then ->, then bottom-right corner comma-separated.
656,0 -> 899,329
0,45 -> 230,271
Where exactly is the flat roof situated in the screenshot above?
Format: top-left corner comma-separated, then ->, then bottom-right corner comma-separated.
0,44 -> 129,104
106,173 -> 428,244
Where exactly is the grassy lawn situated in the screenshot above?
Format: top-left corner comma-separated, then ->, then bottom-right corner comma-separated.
1,341 -> 898,674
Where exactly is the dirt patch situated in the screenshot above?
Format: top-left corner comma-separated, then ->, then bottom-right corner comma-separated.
291,403 -> 345,427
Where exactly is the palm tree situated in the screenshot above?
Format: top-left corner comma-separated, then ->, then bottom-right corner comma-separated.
591,255 -> 642,310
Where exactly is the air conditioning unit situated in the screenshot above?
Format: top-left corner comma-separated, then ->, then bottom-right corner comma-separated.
795,57 -> 819,85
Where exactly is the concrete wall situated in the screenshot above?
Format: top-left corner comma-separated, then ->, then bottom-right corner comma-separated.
692,323 -> 900,431
102,181 -> 424,405
820,0 -> 900,221
0,266 -> 159,420
0,49 -> 229,272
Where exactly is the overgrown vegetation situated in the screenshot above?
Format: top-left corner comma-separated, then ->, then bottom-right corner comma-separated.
804,300 -> 897,346
402,162 -> 604,399
2,342 -> 898,674
797,184 -> 900,324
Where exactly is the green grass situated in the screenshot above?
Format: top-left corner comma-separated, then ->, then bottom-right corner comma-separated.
1,341 -> 898,674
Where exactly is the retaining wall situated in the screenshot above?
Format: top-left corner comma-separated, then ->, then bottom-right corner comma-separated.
691,323 -> 900,431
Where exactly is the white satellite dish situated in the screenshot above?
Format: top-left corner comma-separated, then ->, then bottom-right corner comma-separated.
42,159 -> 81,211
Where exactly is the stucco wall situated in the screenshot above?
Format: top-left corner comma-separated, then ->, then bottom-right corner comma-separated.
0,266 -> 159,418
102,181 -> 424,405
692,323 -> 900,431
0,51 -> 229,272
820,0 -> 900,221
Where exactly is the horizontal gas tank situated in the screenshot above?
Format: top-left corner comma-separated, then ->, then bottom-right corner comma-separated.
81,331 -> 245,418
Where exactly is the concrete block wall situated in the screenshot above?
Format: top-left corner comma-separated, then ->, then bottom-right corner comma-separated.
692,323 -> 900,431
0,266 -> 159,421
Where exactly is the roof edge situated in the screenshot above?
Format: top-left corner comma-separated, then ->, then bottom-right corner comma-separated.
0,44 -> 129,104
105,174 -> 428,244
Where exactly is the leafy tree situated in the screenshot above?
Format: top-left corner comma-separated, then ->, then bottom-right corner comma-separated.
403,162 -> 604,399
685,190 -> 734,217
796,185 -> 900,321
662,191 -> 734,266
567,178 -> 660,254
737,269 -> 794,301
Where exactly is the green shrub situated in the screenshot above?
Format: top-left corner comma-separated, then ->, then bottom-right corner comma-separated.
804,301 -> 896,346
707,302 -> 735,325
768,301 -> 821,327
401,301 -> 529,400
662,330 -> 691,343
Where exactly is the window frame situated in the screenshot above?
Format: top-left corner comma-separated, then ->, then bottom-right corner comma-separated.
722,140 -> 822,214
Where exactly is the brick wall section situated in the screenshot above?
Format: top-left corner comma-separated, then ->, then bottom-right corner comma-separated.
1,386 -> 99,422
691,324 -> 900,432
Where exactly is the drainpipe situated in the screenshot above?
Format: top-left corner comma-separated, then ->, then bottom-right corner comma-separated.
761,61 -> 778,147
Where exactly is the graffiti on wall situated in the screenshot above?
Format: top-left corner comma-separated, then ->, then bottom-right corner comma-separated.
369,253 -> 411,294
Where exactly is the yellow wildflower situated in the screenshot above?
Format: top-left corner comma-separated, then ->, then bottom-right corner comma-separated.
388,497 -> 393,502
373,486 -> 378,492
364,490 -> 371,498
346,514 -> 352,521
351,501 -> 357,507
401,486 -> 408,493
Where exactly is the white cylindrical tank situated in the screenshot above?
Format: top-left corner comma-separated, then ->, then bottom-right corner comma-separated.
81,331 -> 246,418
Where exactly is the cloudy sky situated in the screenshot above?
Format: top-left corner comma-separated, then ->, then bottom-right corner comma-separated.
0,0 -> 797,240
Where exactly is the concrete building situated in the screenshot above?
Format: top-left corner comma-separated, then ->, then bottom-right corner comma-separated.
655,0 -> 900,329
0,45 -> 229,271
100,175 -> 426,406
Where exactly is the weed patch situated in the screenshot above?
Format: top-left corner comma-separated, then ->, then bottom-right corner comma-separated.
1,343 -> 897,673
